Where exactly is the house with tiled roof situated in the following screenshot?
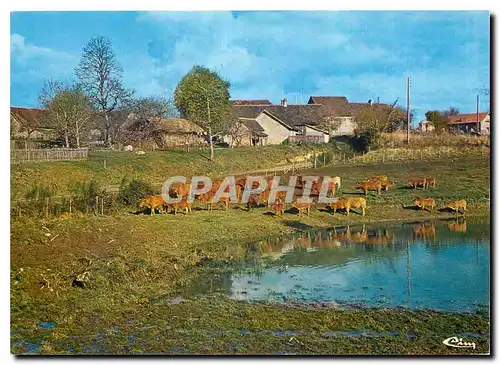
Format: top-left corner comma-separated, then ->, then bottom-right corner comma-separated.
231,100 -> 272,106
447,112 -> 490,135
227,96 -> 391,145
10,107 -> 56,141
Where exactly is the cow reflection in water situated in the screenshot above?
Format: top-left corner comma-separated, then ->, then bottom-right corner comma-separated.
412,223 -> 436,242
329,225 -> 393,245
294,232 -> 313,249
448,217 -> 467,232
259,225 -> 396,257
315,231 -> 342,248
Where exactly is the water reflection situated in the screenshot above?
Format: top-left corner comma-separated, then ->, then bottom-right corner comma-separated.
187,219 -> 490,313
448,217 -> 467,233
412,222 -> 436,242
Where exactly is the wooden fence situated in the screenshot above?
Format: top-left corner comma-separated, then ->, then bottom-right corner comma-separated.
11,148 -> 89,164
288,135 -> 325,144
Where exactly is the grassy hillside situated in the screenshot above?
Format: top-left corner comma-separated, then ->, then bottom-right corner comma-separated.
11,144 -> 332,199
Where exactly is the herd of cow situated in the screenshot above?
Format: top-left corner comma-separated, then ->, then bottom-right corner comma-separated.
137,174 -> 467,218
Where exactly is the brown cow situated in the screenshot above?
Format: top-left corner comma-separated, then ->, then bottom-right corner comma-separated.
340,196 -> 367,216
369,175 -> 388,182
246,194 -> 261,212
195,179 -> 232,211
444,199 -> 467,215
413,197 -> 436,213
165,198 -> 192,215
355,181 -> 382,196
366,176 -> 394,191
270,198 -> 285,217
169,182 -> 191,199
425,176 -> 437,188
329,199 -> 347,215
292,200 -> 313,216
408,178 -> 427,190
139,195 -> 166,215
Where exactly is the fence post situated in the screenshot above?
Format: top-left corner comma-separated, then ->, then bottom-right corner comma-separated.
343,153 -> 346,164
323,154 -> 326,166
104,159 -> 107,169
95,196 -> 99,216
45,197 -> 50,218
69,198 -> 73,214
101,196 -> 104,215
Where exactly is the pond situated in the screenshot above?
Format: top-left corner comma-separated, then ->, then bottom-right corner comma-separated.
188,218 -> 490,313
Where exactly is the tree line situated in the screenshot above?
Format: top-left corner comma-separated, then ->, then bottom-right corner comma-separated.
16,35 -> 464,156
18,37 -> 232,155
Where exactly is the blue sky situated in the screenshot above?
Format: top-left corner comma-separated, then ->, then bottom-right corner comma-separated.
11,11 -> 490,123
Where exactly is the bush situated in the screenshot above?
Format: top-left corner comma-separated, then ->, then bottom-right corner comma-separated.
117,178 -> 155,207
23,184 -> 59,217
71,180 -> 107,214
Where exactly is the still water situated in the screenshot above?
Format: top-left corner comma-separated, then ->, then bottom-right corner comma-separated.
193,218 -> 490,313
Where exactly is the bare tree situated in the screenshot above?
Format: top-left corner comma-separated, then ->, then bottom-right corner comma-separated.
226,121 -> 247,147
442,106 -> 460,117
75,36 -> 133,146
45,88 -> 94,148
38,79 -> 65,108
117,96 -> 175,147
129,96 -> 174,121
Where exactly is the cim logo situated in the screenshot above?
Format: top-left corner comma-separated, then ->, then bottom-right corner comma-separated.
442,336 -> 476,350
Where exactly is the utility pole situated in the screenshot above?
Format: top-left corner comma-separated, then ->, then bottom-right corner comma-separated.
476,94 -> 480,134
406,77 -> 411,144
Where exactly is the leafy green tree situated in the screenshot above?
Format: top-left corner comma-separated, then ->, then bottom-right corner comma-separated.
354,102 -> 403,149
174,65 -> 231,161
45,87 -> 94,148
425,110 -> 448,134
75,36 -> 133,146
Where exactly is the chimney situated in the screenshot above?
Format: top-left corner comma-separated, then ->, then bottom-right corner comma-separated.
281,98 -> 287,107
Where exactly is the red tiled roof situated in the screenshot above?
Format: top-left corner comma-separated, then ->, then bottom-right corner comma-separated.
10,107 -> 51,128
231,100 -> 272,106
307,96 -> 350,116
447,113 -> 489,125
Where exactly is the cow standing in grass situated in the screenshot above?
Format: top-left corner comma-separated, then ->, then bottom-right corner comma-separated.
355,181 -> 382,196
413,197 -> 436,213
139,195 -> 166,215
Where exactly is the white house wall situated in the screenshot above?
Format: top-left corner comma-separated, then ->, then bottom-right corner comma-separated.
255,113 -> 294,144
304,126 -> 330,143
326,117 -> 356,136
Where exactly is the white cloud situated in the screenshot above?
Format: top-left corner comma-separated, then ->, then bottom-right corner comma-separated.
11,33 -> 76,66
313,66 -> 490,122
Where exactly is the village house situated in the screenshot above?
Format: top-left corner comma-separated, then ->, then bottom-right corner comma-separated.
228,96 -> 391,145
124,117 -> 206,149
226,118 -> 268,146
11,106 -> 109,148
10,107 -> 56,141
447,112 -> 490,135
